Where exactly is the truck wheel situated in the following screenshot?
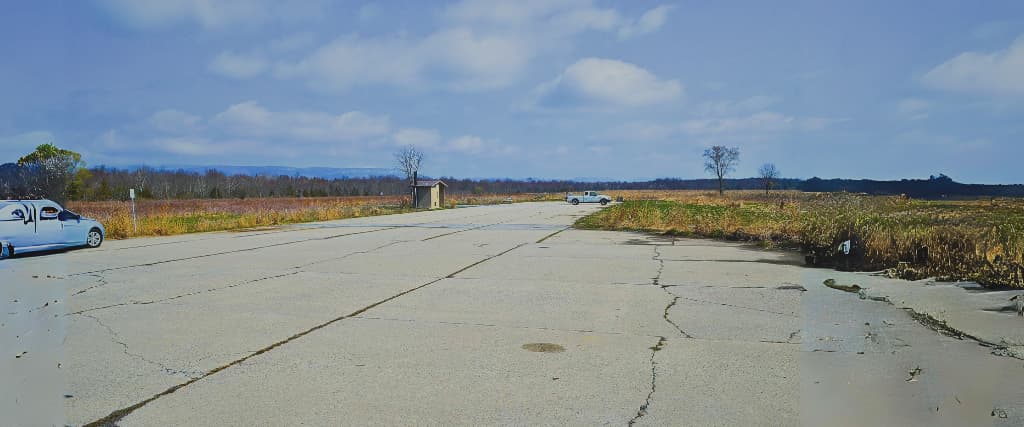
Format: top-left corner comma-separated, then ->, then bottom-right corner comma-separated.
571,199 -> 579,205
600,199 -> 608,206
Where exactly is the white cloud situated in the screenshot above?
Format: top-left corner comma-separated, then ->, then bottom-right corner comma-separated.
443,0 -> 597,26
798,116 -> 848,131
148,109 -> 202,133
681,112 -> 795,134
271,1 -> 669,93
442,0 -> 650,37
358,3 -> 380,21
618,5 -> 674,39
154,136 -> 219,156
443,135 -> 517,156
548,6 -> 621,34
425,28 -> 534,90
267,33 -> 316,53
896,98 -> 931,120
273,36 -> 424,90
1,131 -> 55,162
603,110 -> 843,142
604,121 -> 679,142
393,128 -> 441,148
94,0 -> 324,30
922,35 -> 1024,95
209,51 -> 268,79
680,112 -> 845,134
447,135 -> 485,153
211,101 -> 391,141
274,28 -> 533,91
697,96 -> 780,116
532,58 -> 682,110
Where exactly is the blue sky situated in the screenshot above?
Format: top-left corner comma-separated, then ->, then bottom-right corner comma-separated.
1,1 -> 1023,182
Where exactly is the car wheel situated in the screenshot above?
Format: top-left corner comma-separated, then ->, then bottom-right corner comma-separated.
600,199 -> 608,206
571,199 -> 579,205
86,228 -> 103,248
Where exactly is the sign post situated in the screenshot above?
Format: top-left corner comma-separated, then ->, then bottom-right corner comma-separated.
129,188 -> 137,234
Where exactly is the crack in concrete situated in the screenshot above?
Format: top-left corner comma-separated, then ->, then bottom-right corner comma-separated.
759,329 -> 803,345
670,295 -> 799,318
73,237 -> 412,316
840,288 -> 1023,360
82,236 -> 532,427
536,226 -> 570,244
902,308 -> 1021,360
657,258 -> 805,267
653,246 -> 693,339
421,223 -> 494,241
291,240 -> 405,270
422,210 -> 552,242
626,244 -> 691,426
82,209 -> 498,254
69,272 -> 301,316
629,336 -> 667,426
78,313 -> 202,380
69,226 -> 400,276
352,315 -> 661,337
72,274 -> 109,296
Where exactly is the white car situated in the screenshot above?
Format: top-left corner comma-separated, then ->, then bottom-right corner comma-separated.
0,199 -> 105,257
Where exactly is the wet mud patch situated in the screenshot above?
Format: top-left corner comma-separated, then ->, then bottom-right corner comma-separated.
522,343 -> 565,353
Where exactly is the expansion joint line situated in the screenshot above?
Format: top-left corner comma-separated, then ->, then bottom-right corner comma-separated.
68,272 -> 300,316
82,238 -> 531,427
69,226 -> 401,276
536,226 -> 570,244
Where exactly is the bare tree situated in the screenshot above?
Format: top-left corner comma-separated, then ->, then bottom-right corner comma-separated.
394,145 -> 424,183
703,146 -> 740,195
758,163 -> 780,195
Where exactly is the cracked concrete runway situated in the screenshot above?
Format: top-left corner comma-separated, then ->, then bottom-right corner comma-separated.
3,202 -> 1023,426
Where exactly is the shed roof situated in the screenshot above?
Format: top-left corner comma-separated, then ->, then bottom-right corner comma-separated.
412,180 -> 446,188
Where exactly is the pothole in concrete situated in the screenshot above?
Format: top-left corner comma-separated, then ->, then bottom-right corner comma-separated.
522,343 -> 565,353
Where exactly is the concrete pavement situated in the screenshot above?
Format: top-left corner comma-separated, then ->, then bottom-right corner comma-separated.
2,202 -> 1022,426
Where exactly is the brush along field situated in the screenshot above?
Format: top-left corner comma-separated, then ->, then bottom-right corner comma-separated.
577,190 -> 1024,288
67,193 -> 561,239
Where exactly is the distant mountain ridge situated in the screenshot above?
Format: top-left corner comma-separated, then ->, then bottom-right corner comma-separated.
112,164 -> 397,179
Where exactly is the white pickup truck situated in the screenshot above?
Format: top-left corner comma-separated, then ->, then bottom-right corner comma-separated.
566,191 -> 613,206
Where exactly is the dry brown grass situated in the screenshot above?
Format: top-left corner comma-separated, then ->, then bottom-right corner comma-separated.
577,190 -> 1024,288
448,193 -> 563,206
68,196 -> 411,239
67,193 -> 564,239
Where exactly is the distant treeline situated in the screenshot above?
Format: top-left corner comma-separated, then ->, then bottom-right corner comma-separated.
800,174 -> 1024,198
2,163 -> 1022,201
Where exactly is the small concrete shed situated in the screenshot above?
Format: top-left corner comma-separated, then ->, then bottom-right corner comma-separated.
412,179 -> 447,209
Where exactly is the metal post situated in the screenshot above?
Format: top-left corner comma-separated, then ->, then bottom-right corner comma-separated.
129,188 -> 137,234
